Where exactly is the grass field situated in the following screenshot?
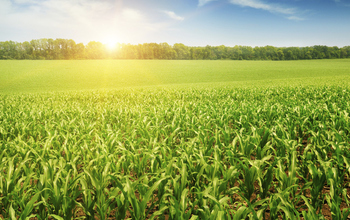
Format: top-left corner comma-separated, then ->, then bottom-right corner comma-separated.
1,59 -> 350,93
1,60 -> 350,219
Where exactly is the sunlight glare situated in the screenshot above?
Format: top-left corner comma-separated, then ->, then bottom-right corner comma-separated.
102,38 -> 118,51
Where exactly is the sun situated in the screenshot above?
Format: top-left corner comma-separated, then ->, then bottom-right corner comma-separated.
102,38 -> 118,51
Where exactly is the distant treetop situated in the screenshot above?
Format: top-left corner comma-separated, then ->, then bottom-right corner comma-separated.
0,39 -> 349,60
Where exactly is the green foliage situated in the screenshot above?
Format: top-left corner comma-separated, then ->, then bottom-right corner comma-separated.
1,75 -> 350,218
1,39 -> 350,60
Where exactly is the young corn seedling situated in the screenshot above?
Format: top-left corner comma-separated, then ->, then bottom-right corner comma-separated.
300,195 -> 325,220
44,169 -> 82,219
83,162 -> 114,220
0,156 -> 32,218
239,160 -> 258,203
325,165 -> 349,220
257,158 -> 276,209
124,175 -> 169,220
168,188 -> 197,220
308,163 -> 327,213
109,175 -> 130,220
79,177 -> 97,219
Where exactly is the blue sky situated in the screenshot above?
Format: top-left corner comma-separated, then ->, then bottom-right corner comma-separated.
0,0 -> 349,47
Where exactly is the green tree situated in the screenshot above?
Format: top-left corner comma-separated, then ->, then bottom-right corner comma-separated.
277,49 -> 284,60
241,46 -> 254,60
86,41 -> 106,59
173,43 -> 190,59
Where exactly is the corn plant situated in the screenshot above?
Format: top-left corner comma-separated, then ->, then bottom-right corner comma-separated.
1,85 -> 350,219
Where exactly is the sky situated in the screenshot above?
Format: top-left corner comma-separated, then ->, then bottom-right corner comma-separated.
0,0 -> 349,47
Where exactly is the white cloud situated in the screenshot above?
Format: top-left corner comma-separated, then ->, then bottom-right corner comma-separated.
122,8 -> 144,21
1,0 -> 114,32
0,0 -> 182,44
198,0 -> 217,7
197,0 -> 304,20
229,0 -> 296,15
333,0 -> 350,6
12,0 -> 40,4
0,0 -> 11,14
287,16 -> 304,21
163,11 -> 184,21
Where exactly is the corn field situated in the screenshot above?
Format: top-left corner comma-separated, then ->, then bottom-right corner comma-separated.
1,86 -> 350,219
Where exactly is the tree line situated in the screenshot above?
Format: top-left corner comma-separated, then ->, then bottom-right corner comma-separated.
1,38 -> 350,60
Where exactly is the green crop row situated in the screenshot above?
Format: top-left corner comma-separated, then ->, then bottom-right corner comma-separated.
0,85 -> 349,219
1,59 -> 350,94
